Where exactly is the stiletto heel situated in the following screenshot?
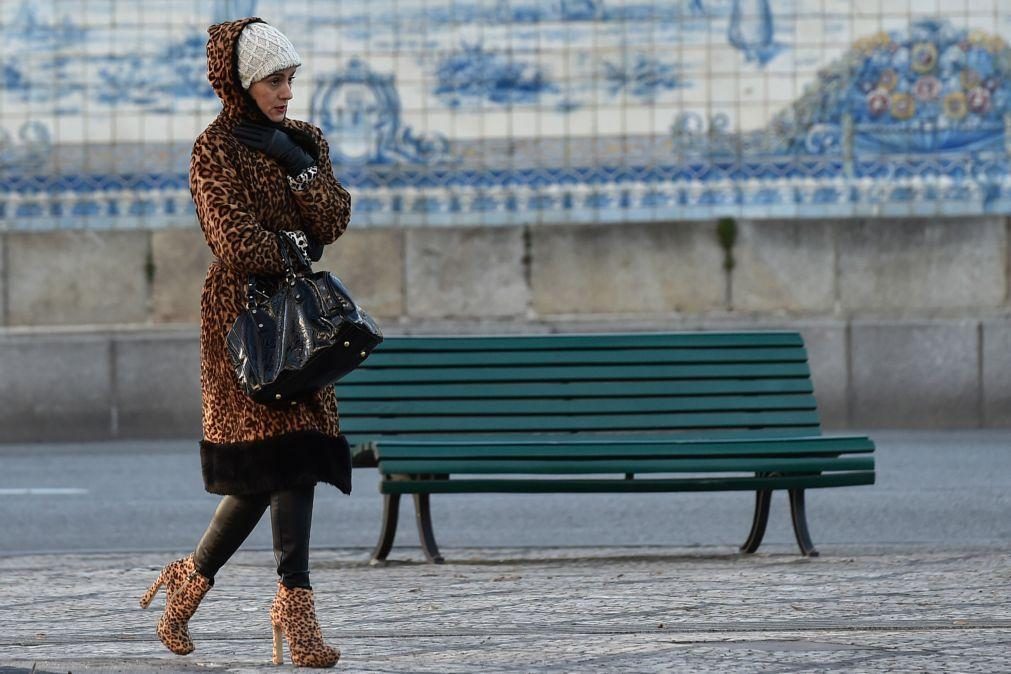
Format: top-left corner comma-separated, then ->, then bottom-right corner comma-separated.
139,572 -> 165,609
272,622 -> 284,664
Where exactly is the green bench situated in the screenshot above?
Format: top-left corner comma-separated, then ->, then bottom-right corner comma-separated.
338,331 -> 875,563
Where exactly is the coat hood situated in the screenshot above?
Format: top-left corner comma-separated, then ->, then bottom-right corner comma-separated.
206,17 -> 267,120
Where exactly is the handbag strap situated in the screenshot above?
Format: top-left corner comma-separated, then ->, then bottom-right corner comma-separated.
279,231 -> 314,273
244,233 -> 303,310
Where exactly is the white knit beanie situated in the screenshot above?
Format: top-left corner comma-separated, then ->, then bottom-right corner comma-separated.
236,22 -> 301,89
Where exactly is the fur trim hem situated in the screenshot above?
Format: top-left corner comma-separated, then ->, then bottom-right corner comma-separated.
200,430 -> 352,496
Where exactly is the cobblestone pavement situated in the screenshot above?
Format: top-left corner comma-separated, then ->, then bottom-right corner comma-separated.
1,545 -> 1008,673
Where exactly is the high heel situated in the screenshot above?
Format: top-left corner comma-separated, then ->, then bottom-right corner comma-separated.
139,555 -> 212,655
269,582 -> 339,667
139,573 -> 165,609
272,622 -> 284,665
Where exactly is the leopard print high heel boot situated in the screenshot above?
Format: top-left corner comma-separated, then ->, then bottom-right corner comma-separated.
270,582 -> 340,667
139,555 -> 212,655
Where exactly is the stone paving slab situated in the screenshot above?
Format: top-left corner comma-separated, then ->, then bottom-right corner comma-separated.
1,546 -> 1009,673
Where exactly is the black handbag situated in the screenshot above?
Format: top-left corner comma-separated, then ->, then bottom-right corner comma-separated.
226,234 -> 383,406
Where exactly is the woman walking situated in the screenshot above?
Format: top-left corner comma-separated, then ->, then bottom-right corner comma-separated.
139,17 -> 351,668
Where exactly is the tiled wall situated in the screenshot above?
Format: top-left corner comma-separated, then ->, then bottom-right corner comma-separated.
3,0 -> 1011,230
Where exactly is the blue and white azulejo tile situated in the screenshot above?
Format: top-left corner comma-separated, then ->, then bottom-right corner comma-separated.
3,0 -> 1011,229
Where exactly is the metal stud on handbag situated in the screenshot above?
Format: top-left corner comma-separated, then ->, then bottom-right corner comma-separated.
226,234 -> 383,406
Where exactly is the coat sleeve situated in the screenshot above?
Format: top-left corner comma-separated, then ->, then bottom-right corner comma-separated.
190,133 -> 288,275
288,124 -> 352,246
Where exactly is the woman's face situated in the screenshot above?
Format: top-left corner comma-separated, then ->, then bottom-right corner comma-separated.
248,66 -> 298,123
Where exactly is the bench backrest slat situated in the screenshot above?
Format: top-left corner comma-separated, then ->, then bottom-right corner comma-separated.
359,332 -> 804,350
339,378 -> 813,400
346,410 -> 820,434
345,362 -> 812,384
340,394 -> 816,416
337,332 -> 822,444
366,346 -> 807,367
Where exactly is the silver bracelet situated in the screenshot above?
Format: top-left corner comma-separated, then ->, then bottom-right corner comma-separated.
287,164 -> 318,192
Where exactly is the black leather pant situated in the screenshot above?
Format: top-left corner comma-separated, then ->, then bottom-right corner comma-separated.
192,485 -> 315,588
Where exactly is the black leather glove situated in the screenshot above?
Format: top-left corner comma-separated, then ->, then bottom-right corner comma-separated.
305,237 -> 324,262
278,232 -> 312,272
281,231 -> 324,265
233,122 -> 315,176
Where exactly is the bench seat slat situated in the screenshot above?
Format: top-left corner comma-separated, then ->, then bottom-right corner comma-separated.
379,456 -> 875,475
379,472 -> 876,494
370,436 -> 874,459
348,410 -> 820,433
341,362 -> 812,384
336,379 -> 814,400
340,395 -> 817,416
363,347 -> 808,368
375,332 -> 804,351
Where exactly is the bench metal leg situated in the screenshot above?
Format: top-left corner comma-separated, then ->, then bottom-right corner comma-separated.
370,493 -> 401,564
413,493 -> 444,564
740,487 -> 772,554
788,488 -> 820,557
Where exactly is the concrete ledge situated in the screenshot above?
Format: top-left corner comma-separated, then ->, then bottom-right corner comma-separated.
3,317 -> 1006,441
6,231 -> 151,325
982,318 -> 1011,427
851,320 -> 981,428
113,329 -> 201,437
530,221 -> 725,315
838,218 -> 1006,311
797,322 -> 849,429
3,218 -> 1011,328
0,332 -> 113,441
733,219 -> 836,312
0,235 -> 6,326
319,229 -> 405,318
151,230 -> 211,324
406,227 -> 528,318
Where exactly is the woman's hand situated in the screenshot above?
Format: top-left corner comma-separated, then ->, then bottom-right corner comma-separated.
281,230 -> 324,265
233,122 -> 315,176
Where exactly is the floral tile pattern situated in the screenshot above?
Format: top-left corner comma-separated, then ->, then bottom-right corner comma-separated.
2,0 -> 1011,230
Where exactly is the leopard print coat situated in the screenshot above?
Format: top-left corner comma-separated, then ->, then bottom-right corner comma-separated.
191,18 -> 352,495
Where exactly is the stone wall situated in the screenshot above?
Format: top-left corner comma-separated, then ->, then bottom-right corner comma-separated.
1,216 -> 1009,440
6,216 -> 1005,326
